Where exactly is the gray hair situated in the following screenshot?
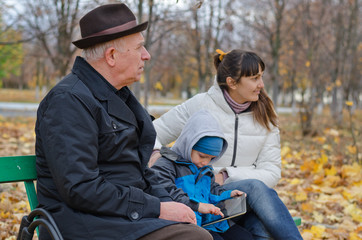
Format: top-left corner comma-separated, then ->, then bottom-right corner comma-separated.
82,38 -> 126,61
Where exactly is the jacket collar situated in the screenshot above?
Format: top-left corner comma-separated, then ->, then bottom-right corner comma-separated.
71,56 -> 138,127
208,79 -> 253,115
208,80 -> 234,115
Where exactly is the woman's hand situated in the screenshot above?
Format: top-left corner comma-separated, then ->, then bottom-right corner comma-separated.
231,190 -> 245,197
214,172 -> 224,185
148,150 -> 161,167
198,203 -> 224,217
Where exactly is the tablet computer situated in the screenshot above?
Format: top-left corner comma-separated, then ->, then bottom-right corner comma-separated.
201,193 -> 247,227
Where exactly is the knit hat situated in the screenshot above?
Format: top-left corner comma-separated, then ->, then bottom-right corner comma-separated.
192,136 -> 224,156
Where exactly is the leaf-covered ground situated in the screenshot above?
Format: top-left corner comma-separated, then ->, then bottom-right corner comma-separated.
0,110 -> 361,240
276,110 -> 361,239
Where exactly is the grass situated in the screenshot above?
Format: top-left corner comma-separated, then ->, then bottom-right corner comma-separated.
0,89 -> 42,103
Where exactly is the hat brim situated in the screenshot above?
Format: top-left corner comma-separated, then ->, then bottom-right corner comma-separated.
72,21 -> 148,49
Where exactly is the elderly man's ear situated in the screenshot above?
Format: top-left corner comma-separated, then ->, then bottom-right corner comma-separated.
105,47 -> 117,67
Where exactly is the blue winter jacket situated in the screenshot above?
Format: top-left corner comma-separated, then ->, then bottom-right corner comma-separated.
151,110 -> 233,232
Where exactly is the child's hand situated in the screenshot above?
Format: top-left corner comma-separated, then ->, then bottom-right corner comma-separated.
198,203 -> 224,217
231,190 -> 245,197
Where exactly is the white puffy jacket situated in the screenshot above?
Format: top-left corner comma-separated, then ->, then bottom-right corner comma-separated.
153,82 -> 281,188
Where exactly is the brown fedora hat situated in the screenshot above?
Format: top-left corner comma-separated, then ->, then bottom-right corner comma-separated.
72,3 -> 148,49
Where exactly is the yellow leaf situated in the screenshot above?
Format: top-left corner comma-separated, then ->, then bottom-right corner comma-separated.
0,211 -> 10,218
342,190 -> 354,201
349,232 -> 361,240
327,214 -> 341,222
312,161 -> 324,173
325,166 -> 337,176
290,178 -> 301,185
2,133 -> 10,139
347,145 -> 357,154
295,190 -> 308,201
313,174 -> 324,185
310,225 -> 326,238
319,153 -> 328,165
301,202 -> 314,213
280,145 -> 291,157
313,211 -> 324,223
345,101 -> 353,106
314,137 -> 326,144
300,160 -> 316,172
341,163 -> 361,180
344,204 -> 362,222
336,79 -> 342,87
323,175 -> 341,187
305,61 -> 311,67
155,81 -> 163,91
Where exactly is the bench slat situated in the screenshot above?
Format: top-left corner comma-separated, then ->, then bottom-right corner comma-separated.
0,155 -> 37,182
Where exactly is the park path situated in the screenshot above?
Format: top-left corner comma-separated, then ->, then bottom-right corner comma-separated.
0,102 -> 296,117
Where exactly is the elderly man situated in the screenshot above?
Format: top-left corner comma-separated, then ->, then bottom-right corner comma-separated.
35,3 -> 212,240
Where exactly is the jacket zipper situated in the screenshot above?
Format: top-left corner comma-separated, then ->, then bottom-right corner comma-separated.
231,114 -> 238,166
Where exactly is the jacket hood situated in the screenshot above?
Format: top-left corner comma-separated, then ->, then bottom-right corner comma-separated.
171,109 -> 228,165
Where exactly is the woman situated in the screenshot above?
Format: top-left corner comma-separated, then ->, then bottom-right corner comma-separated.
150,49 -> 302,240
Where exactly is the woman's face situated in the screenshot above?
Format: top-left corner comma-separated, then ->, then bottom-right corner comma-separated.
227,65 -> 264,104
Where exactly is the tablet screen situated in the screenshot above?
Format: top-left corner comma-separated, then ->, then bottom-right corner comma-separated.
201,193 -> 247,227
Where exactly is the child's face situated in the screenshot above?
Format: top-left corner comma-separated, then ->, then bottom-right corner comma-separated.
191,149 -> 216,168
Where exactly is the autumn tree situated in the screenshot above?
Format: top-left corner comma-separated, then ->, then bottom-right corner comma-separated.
232,0 -> 289,106
0,10 -> 24,88
138,0 -> 188,107
288,0 -> 331,135
329,0 -> 361,125
188,0 -> 226,92
12,0 -> 97,87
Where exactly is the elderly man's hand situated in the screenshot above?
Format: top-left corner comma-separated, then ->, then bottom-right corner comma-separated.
159,202 -> 197,224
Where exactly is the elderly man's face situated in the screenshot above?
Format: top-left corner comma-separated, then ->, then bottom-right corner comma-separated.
114,33 -> 151,88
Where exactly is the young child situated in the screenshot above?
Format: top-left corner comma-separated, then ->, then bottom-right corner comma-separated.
151,110 -> 253,240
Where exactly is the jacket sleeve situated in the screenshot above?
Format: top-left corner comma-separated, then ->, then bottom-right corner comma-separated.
222,126 -> 281,188
209,177 -> 232,204
143,167 -> 173,202
37,91 -> 160,219
151,158 -> 199,211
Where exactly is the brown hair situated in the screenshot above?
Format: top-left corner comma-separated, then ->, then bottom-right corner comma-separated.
214,49 -> 278,130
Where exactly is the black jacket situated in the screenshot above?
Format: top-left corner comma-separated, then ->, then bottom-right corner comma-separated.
35,57 -> 175,240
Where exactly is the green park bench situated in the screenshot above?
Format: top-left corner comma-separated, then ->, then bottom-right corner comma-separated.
0,155 -> 301,239
0,155 -> 63,240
